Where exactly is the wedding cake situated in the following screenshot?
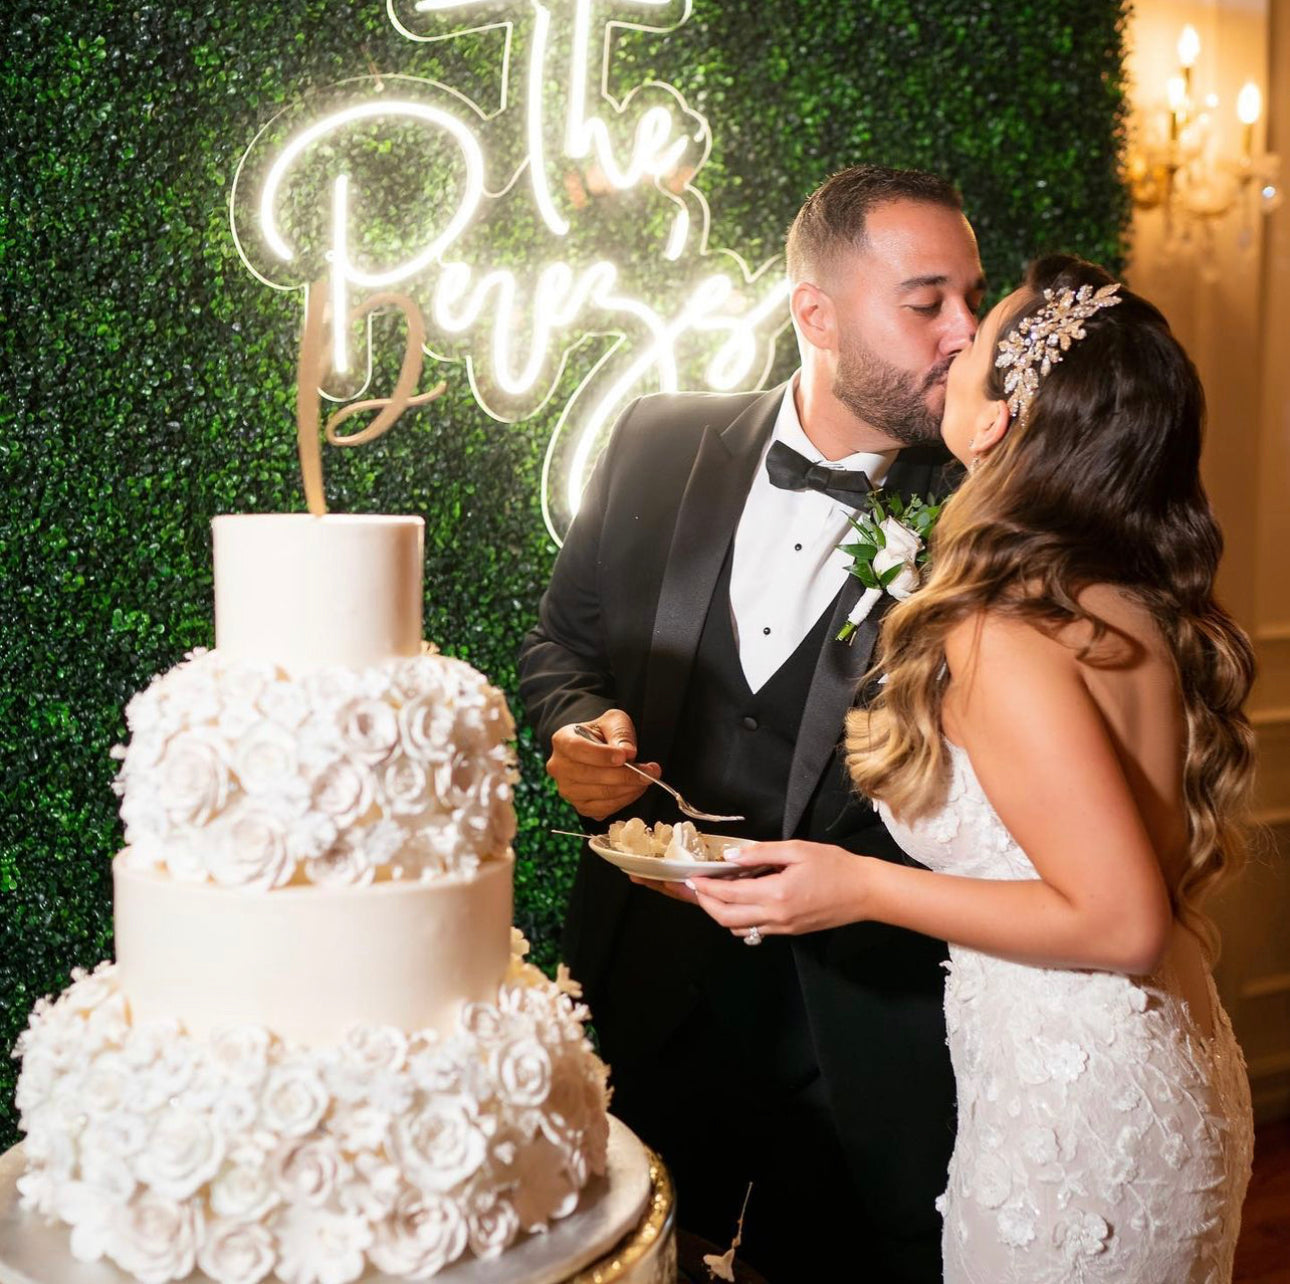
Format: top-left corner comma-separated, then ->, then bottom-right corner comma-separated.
11,514 -> 616,1284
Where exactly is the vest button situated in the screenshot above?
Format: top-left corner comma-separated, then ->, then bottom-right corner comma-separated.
741,715 -> 759,731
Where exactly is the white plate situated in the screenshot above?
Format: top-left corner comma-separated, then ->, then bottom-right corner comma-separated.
588,833 -> 754,881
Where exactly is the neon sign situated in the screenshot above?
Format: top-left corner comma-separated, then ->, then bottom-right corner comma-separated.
231,0 -> 791,540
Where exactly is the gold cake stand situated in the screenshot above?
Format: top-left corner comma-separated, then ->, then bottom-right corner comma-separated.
0,1118 -> 677,1284
571,1147 -> 676,1283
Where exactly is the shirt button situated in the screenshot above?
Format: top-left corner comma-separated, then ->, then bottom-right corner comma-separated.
794,543 -> 803,551
762,626 -> 771,635
741,715 -> 759,731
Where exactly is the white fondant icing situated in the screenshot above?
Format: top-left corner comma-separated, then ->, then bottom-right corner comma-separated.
213,514 -> 424,673
114,854 -> 514,1045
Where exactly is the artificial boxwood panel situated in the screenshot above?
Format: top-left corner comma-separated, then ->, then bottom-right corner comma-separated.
0,0 -> 1129,1146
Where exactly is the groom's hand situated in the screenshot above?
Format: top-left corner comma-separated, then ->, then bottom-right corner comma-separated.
547,710 -> 661,821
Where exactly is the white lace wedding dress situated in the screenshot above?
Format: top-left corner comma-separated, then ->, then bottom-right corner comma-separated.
878,740 -> 1254,1284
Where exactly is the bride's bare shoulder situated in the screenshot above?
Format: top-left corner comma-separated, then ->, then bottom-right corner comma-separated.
944,610 -> 1078,680
944,587 -> 1166,678
942,610 -> 1107,754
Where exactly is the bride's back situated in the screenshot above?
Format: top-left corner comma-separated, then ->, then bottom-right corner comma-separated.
1060,584 -> 1215,1034
1068,586 -> 1189,884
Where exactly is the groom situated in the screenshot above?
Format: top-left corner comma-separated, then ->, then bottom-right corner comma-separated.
519,165 -> 984,1281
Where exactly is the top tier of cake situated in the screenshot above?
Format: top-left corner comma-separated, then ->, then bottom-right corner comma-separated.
213,513 -> 424,672
114,512 -> 518,890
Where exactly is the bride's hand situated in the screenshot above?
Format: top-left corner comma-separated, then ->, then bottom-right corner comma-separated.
688,842 -> 871,938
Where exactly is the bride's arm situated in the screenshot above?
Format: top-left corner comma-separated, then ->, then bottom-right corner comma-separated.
691,613 -> 1174,973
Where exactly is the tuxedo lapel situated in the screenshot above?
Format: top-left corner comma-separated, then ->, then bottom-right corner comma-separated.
780,444 -> 956,838
639,386 -> 784,766
782,577 -> 883,837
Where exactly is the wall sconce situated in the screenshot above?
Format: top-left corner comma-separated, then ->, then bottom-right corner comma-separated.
1128,24 -> 1281,256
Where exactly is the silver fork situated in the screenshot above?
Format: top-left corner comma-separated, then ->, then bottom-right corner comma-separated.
572,724 -> 745,823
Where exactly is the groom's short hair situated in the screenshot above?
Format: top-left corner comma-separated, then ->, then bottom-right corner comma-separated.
786,164 -> 963,284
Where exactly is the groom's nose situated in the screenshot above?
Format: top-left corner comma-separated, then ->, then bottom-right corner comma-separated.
938,297 -> 979,357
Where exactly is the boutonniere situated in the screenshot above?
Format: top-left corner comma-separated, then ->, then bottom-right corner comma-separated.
836,491 -> 942,643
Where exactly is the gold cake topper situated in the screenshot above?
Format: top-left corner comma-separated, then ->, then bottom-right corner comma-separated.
295,283 -> 447,515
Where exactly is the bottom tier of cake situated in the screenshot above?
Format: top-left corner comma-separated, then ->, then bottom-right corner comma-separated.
10,942 -> 613,1284
0,1119 -> 675,1284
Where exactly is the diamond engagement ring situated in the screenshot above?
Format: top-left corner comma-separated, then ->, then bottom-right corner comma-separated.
743,926 -> 763,947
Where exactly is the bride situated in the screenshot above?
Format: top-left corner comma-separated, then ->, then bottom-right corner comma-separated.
690,254 -> 1255,1283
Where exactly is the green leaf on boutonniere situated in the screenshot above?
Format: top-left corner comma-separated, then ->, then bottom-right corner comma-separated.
840,541 -> 877,563
834,488 -> 946,641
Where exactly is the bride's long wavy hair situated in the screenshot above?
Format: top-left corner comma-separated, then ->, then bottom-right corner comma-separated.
846,254 -> 1255,956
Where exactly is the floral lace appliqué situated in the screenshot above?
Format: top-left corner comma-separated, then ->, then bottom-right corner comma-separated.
878,742 -> 1254,1284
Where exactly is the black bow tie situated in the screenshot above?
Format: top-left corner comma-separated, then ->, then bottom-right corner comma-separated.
764,441 -> 873,506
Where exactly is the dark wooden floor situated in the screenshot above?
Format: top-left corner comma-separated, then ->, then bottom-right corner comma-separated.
1234,1120 -> 1290,1284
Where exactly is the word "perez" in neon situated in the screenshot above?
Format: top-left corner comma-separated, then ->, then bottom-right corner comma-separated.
231,0 -> 790,540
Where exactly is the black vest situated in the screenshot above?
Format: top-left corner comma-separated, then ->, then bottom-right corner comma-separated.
668,543 -> 842,841
653,543 -> 844,1084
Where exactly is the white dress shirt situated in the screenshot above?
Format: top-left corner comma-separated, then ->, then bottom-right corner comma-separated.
729,376 -> 895,693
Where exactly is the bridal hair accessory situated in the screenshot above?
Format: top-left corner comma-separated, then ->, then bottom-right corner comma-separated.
835,490 -> 943,643
995,281 -> 1123,422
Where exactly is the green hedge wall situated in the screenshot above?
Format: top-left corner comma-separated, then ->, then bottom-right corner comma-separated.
0,0 -> 1129,1148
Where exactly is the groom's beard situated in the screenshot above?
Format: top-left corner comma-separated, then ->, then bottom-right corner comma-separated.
833,335 -> 951,447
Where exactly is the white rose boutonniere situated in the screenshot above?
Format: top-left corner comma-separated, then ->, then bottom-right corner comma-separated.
836,491 -> 943,643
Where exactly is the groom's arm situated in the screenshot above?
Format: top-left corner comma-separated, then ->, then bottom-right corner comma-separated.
518,400 -> 639,753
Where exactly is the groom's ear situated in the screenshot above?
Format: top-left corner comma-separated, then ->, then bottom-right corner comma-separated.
974,399 -> 1011,453
791,281 -> 836,352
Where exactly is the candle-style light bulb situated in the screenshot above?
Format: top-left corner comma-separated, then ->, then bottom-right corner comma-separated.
1167,75 -> 1186,142
1237,81 -> 1261,161
1177,24 -> 1200,105
1237,82 -> 1262,126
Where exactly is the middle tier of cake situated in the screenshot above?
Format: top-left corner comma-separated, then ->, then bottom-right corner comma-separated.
113,852 -> 513,1045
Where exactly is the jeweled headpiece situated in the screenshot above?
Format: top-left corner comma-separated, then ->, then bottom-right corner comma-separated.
994,281 -> 1123,421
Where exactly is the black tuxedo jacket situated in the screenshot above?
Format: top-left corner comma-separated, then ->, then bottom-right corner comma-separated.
520,380 -> 958,961
519,386 -> 962,1238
